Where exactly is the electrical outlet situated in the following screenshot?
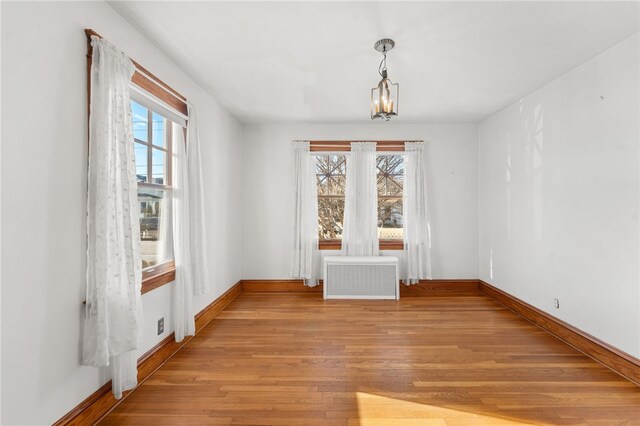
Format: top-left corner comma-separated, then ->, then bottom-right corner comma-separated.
553,298 -> 560,309
157,317 -> 164,335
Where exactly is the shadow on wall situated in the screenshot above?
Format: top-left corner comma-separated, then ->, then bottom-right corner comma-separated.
423,140 -> 440,275
506,99 -> 544,244
489,100 -> 544,282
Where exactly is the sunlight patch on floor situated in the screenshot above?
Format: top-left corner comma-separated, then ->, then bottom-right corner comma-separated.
354,392 -> 545,426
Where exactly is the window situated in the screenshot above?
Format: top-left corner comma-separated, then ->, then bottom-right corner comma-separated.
85,30 -> 190,294
131,100 -> 174,271
313,142 -> 405,250
316,154 -> 347,241
377,154 -> 404,240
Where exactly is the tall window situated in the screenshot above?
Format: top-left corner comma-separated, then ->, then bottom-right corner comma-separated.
377,154 -> 404,240
314,148 -> 404,249
316,154 -> 346,240
131,100 -> 174,270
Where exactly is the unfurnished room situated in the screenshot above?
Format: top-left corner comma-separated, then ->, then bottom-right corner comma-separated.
1,1 -> 639,425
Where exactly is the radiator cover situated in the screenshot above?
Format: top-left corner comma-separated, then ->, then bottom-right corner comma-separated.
323,256 -> 399,300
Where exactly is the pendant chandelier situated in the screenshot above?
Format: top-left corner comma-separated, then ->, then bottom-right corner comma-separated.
371,38 -> 399,120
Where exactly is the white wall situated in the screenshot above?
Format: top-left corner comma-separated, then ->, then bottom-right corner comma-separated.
0,2 -> 243,425
242,123 -> 478,280
478,34 -> 640,358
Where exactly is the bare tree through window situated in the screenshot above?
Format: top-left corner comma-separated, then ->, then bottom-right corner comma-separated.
377,155 -> 404,240
316,154 -> 346,239
315,153 -> 404,242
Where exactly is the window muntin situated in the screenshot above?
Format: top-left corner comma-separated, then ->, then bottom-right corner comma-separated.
316,154 -> 346,240
377,154 -> 404,240
131,100 -> 174,270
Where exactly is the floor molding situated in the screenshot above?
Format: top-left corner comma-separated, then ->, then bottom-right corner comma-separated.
241,278 -> 480,295
402,279 -> 480,296
53,281 -> 242,426
241,279 -> 323,293
479,280 -> 640,386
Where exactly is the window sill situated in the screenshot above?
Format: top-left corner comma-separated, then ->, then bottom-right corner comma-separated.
141,261 -> 175,294
379,240 -> 404,250
318,240 -> 404,251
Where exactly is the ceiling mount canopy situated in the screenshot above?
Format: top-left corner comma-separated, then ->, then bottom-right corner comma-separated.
374,38 -> 395,53
371,38 -> 399,121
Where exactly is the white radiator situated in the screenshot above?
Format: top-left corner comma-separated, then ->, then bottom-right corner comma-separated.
323,256 -> 399,300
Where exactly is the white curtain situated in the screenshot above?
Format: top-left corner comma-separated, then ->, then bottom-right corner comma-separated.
342,142 -> 379,256
157,191 -> 173,264
172,124 -> 196,341
186,103 -> 210,296
290,141 -> 320,286
82,36 -> 143,399
403,141 -> 432,283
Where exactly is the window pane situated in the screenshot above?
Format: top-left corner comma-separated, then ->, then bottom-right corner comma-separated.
134,142 -> 148,183
318,197 -> 345,240
378,198 -> 403,240
377,155 -> 404,240
316,155 -> 346,196
377,155 -> 404,195
138,188 -> 172,269
131,101 -> 148,142
151,148 -> 167,185
151,112 -> 166,148
316,154 -> 347,240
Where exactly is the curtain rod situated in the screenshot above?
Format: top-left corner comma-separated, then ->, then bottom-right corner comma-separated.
84,28 -> 187,104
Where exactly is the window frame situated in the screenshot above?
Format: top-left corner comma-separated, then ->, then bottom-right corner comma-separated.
311,141 -> 407,251
133,100 -> 176,286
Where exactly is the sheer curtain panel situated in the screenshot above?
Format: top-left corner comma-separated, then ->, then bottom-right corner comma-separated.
342,142 -> 379,256
82,36 -> 143,399
290,141 -> 320,286
186,103 -> 210,296
403,141 -> 432,283
172,124 -> 196,341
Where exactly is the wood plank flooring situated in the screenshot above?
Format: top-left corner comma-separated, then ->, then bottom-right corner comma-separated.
100,292 -> 640,425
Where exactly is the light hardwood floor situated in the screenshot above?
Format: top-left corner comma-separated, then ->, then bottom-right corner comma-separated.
100,292 -> 640,425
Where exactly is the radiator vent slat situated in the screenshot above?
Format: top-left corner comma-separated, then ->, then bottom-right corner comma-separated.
323,256 -> 399,300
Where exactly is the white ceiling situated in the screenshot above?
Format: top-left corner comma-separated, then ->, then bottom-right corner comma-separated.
110,1 -> 639,123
